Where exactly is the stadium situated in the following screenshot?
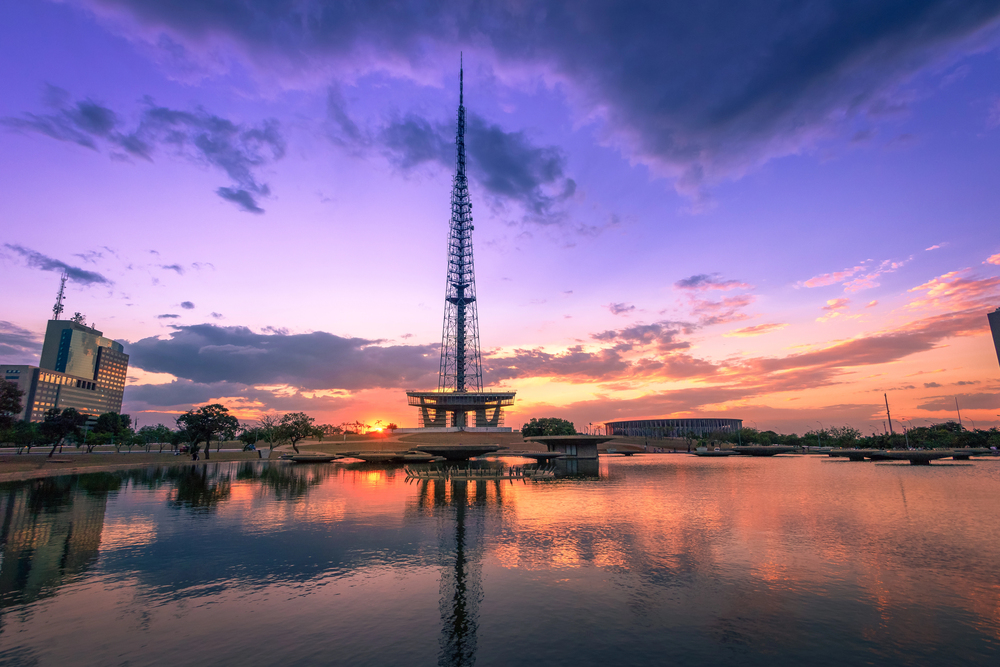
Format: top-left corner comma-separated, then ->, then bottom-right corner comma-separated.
603,418 -> 743,439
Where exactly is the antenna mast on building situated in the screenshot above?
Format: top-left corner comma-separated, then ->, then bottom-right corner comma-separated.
52,273 -> 68,320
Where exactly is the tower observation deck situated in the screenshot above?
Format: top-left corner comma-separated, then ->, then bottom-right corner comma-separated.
406,60 -> 516,430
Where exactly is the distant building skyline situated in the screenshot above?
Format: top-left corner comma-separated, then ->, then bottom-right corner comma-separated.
2,320 -> 129,422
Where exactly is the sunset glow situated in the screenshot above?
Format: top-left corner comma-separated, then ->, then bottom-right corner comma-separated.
0,2 -> 998,434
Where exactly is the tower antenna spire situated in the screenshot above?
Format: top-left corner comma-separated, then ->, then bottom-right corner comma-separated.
438,55 -> 481,394
406,61 -> 516,430
52,272 -> 67,320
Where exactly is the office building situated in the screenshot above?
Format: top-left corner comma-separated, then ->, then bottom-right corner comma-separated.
1,320 -> 129,422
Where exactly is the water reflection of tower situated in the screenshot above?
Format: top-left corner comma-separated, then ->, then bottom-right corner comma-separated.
414,479 -> 505,667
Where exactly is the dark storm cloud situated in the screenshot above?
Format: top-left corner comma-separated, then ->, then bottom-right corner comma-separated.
3,244 -> 112,285
325,86 -> 367,149
486,346 -> 630,383
466,115 -> 575,216
72,1 -> 1000,198
592,321 -> 693,353
917,392 -> 1000,411
125,379 -> 352,415
380,115 -> 450,169
0,321 -> 42,358
128,324 -> 438,390
127,379 -> 236,407
378,112 -> 575,218
607,303 -> 635,316
217,187 -> 264,213
675,274 -> 750,291
3,87 -> 285,213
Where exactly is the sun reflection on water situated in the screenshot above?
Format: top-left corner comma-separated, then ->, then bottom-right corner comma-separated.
1,457 -> 1000,665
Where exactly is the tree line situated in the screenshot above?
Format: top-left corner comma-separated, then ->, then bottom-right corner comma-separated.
688,422 -> 1000,450
0,380 -> 364,458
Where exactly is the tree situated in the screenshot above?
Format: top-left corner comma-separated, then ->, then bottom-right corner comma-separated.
94,412 -> 133,449
138,424 -> 173,453
521,417 -> 576,437
79,423 -> 101,453
176,404 -> 239,460
0,379 -> 24,430
238,425 -> 262,451
319,423 -> 344,437
11,421 -> 40,454
170,428 -> 191,451
277,412 -> 321,453
40,408 -> 86,457
828,425 -> 861,448
257,414 -> 285,451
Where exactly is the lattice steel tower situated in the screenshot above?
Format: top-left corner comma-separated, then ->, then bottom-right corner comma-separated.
438,59 -> 483,393
406,60 -> 515,429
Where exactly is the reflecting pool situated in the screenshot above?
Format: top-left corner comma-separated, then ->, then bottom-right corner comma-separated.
1,456 -> 999,666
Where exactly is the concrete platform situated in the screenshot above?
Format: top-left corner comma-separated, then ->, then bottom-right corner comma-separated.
288,454 -> 341,463
883,450 -> 963,465
826,449 -> 995,464
828,449 -> 882,461
950,448 -> 992,460
523,435 -> 614,460
413,444 -> 503,461
501,451 -> 566,461
732,445 -> 799,456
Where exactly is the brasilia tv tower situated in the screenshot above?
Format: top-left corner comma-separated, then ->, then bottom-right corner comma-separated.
406,59 -> 516,431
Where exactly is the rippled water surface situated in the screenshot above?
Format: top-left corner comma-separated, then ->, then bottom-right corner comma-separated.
2,456 -> 999,666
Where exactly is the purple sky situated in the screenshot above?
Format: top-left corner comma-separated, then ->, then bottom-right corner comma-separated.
2,1 -> 999,434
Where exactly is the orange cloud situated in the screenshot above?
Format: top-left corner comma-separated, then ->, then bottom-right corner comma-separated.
817,297 -> 851,322
723,323 -> 788,337
907,271 -> 1000,310
799,258 -> 910,292
987,253 -> 1000,266
843,258 -> 910,292
800,266 -> 863,288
